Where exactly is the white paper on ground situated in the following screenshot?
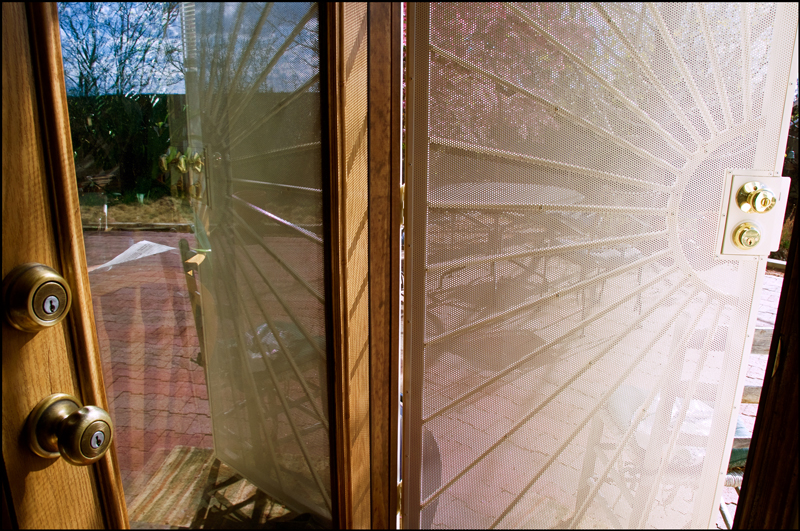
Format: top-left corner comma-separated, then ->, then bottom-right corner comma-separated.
88,240 -> 176,272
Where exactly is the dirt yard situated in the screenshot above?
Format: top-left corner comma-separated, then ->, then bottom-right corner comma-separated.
81,196 -> 194,226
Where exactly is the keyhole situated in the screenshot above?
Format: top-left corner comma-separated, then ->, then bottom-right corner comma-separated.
43,295 -> 60,315
90,431 -> 105,449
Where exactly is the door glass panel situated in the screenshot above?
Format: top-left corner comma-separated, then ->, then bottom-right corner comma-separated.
404,2 -> 797,529
59,2 -> 331,526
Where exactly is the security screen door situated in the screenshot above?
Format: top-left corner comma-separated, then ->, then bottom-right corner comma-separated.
403,2 -> 797,529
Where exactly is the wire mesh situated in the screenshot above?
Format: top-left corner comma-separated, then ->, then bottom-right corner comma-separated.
405,2 -> 797,528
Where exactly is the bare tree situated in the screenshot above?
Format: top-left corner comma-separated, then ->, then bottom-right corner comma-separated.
59,2 -> 186,195
59,2 -> 183,96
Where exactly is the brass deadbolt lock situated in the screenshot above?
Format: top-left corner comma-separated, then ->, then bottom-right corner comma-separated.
2,263 -> 72,332
26,393 -> 113,466
736,181 -> 777,214
732,222 -> 762,250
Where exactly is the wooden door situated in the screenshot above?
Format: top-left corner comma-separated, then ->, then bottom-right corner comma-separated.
2,3 -> 126,529
2,3 -> 402,529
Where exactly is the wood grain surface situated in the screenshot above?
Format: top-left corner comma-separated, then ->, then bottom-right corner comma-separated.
323,3 -> 352,528
326,3 -> 373,528
24,4 -> 128,527
2,2 -> 105,528
368,3 -> 402,528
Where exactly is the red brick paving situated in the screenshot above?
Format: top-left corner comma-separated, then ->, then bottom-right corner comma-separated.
84,231 -> 781,525
84,231 -> 211,505
713,272 -> 782,529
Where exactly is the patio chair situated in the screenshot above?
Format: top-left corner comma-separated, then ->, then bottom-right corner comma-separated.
179,238 -> 206,367
565,320 -> 750,529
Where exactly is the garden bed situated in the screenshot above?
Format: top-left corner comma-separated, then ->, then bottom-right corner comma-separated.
80,196 -> 194,230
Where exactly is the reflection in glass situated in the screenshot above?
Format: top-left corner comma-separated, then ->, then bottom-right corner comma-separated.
61,1 -> 330,526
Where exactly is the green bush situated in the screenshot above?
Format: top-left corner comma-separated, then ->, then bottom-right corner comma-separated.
68,93 -> 185,199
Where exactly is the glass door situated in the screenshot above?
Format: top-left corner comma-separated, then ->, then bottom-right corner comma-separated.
403,2 -> 797,528
59,2 -> 332,526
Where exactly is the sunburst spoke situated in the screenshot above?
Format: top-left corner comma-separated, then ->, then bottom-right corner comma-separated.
218,4 -> 318,137
209,3 -> 275,122
741,4 -> 752,122
429,137 -> 673,192
233,193 -> 322,245
215,3 -> 248,94
229,141 -> 321,166
507,3 -> 695,155
427,230 -> 668,274
426,250 -> 670,345
429,45 -> 683,175
592,2 -> 716,140
489,287 -> 704,529
229,224 -> 326,359
568,297 -> 718,528
223,244 -> 332,512
236,257 -> 329,430
200,3 -> 228,110
646,3 -> 717,139
231,207 -> 324,303
422,265 -> 682,424
697,5 -> 733,130
225,73 -> 320,150
215,240 -> 289,492
232,178 -> 321,194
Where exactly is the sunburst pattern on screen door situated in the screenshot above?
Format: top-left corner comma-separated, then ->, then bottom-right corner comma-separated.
404,3 -> 797,528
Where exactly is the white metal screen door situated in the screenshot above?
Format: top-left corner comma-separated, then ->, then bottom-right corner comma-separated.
403,3 -> 797,528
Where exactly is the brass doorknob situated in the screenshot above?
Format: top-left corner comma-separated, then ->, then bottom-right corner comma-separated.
736,181 -> 777,213
26,393 -> 113,466
3,263 -> 72,332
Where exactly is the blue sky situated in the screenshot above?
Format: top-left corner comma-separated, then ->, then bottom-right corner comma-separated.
59,2 -> 319,96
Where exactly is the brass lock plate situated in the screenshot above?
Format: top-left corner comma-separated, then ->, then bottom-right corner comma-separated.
80,420 -> 111,459
716,170 -> 791,257
26,393 -> 114,465
26,393 -> 81,459
33,281 -> 69,321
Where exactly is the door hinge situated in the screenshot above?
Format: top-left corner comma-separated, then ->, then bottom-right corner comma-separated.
400,182 -> 406,225
771,335 -> 782,378
397,480 -> 403,519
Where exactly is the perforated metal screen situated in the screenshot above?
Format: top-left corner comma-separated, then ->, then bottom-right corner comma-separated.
404,3 -> 797,528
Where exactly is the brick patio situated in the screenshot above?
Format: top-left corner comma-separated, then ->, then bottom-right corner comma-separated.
83,231 -> 781,527
713,271 -> 782,530
84,231 -> 211,508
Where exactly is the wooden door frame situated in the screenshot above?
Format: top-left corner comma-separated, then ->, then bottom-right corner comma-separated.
24,5 -> 129,524
325,3 -> 402,528
367,3 -> 403,529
